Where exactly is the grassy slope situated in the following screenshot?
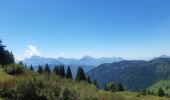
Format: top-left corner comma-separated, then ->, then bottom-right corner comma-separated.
95,91 -> 168,100
0,68 -> 168,100
0,69 -> 13,81
0,69 -> 14,100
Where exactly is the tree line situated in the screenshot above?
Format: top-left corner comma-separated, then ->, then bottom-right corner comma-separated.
27,63 -> 98,87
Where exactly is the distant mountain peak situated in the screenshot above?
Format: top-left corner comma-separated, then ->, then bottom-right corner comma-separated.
152,55 -> 170,60
158,55 -> 170,58
81,55 -> 94,59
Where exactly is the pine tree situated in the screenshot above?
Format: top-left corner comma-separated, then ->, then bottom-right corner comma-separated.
0,40 -> 14,65
117,82 -> 124,91
0,40 -> 5,52
87,76 -> 91,84
38,65 -> 43,74
53,65 -> 60,75
158,88 -> 165,97
19,61 -> 23,65
59,65 -> 65,77
105,82 -> 116,92
24,63 -> 27,69
44,64 -> 51,74
93,80 -> 99,88
66,66 -> 72,79
76,67 -> 86,81
104,83 -> 107,91
30,65 -> 34,71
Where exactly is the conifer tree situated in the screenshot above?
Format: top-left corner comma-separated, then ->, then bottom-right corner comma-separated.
117,82 -> 124,91
66,66 -> 72,79
0,40 -> 14,65
30,65 -> 34,71
93,80 -> 99,88
76,67 -> 86,81
59,65 -> 65,77
38,65 -> 43,74
53,65 -> 60,75
44,64 -> 51,74
158,88 -> 165,97
87,76 -> 91,84
105,82 -> 116,92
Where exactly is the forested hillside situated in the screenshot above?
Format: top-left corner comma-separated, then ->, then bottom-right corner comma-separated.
88,58 -> 170,91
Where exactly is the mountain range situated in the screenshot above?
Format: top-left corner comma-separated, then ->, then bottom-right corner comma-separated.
87,58 -> 170,91
23,55 -> 123,76
23,55 -> 123,66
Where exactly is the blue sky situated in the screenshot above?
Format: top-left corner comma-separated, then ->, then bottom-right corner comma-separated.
0,0 -> 170,60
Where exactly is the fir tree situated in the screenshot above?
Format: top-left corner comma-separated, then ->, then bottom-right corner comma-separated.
76,67 -> 86,81
0,40 -> 14,65
44,64 -> 51,74
105,82 -> 116,92
30,65 -> 34,71
158,88 -> 165,97
59,65 -> 65,77
117,82 -> 124,91
66,66 -> 73,79
87,76 -> 91,84
93,80 -> 99,88
38,65 -> 43,74
53,65 -> 60,75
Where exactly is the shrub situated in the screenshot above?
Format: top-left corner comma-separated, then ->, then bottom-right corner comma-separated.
62,88 -> 77,100
5,64 -> 25,75
40,82 -> 61,100
12,78 -> 43,100
0,80 -> 15,99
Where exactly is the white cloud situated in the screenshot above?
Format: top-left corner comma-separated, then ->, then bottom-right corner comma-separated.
24,45 -> 41,58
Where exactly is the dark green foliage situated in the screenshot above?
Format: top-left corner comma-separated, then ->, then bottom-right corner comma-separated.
5,64 -> 25,75
59,65 -> 65,77
141,90 -> 147,95
53,65 -> 66,78
93,80 -> 99,88
117,82 -> 124,91
105,82 -> 124,92
147,90 -> 151,95
19,61 -> 23,65
29,65 -> 34,71
62,88 -> 77,100
66,66 -> 73,79
38,65 -> 43,74
53,65 -> 60,75
87,76 -> 91,84
40,82 -> 61,100
158,88 -> 165,97
13,78 -> 43,100
105,82 -> 117,92
44,64 -> 51,74
0,40 -> 14,65
76,67 -> 86,81
88,59 -> 170,90
0,77 -> 62,100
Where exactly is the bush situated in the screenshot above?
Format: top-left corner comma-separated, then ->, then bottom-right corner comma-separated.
5,64 -> 25,75
40,82 -> 61,100
62,88 -> 77,100
0,80 -> 15,99
13,78 -> 43,100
